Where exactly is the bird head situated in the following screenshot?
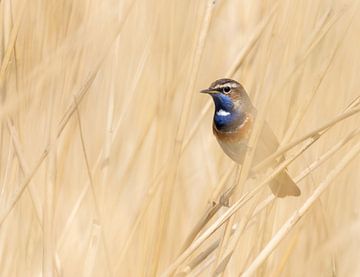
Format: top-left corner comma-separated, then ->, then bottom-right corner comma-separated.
200,78 -> 252,114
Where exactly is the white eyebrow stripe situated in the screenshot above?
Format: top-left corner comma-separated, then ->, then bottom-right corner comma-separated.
216,109 -> 231,116
213,83 -> 238,90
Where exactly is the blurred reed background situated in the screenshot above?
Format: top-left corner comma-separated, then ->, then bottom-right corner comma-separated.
1,0 -> 360,276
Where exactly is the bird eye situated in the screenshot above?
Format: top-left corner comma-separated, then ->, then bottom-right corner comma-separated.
223,86 -> 231,94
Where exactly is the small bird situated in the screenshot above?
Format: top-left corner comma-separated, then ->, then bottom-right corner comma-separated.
201,78 -> 300,197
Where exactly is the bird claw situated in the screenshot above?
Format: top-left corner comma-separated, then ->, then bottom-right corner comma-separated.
210,194 -> 230,207
219,194 -> 230,207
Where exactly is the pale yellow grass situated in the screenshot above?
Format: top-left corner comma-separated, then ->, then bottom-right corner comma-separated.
1,0 -> 360,276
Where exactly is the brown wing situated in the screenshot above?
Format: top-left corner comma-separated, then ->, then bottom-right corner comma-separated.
253,121 -> 280,166
215,120 -> 301,197
216,138 -> 248,164
255,122 -> 301,197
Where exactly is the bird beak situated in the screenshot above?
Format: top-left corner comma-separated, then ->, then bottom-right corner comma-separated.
200,88 -> 219,94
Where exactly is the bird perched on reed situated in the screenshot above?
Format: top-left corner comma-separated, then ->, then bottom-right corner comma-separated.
201,78 -> 300,197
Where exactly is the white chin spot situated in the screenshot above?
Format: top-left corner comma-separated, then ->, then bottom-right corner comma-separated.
216,109 -> 231,116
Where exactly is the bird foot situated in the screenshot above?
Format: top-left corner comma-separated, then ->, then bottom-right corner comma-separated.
219,194 -> 230,207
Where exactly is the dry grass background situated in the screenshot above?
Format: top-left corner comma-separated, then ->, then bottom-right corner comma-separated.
1,0 -> 360,276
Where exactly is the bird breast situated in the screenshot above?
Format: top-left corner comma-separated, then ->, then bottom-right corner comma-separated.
213,113 -> 253,164
213,113 -> 253,143
216,138 -> 249,164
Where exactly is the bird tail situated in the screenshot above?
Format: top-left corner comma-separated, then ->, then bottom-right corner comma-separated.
269,170 -> 301,197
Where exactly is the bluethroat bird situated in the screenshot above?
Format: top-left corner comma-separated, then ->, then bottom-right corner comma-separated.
201,78 -> 300,197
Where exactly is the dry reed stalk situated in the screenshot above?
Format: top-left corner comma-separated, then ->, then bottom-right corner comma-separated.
211,51 -> 278,274
0,1 -> 135,228
254,12 -> 358,170
99,55 -> 116,207
182,3 -> 279,153
0,140 -> 48,227
275,4 -> 349,99
0,76 -> 92,227
57,101 -> 151,255
54,250 -> 62,276
214,199 -> 262,277
181,127 -> 359,275
269,230 -> 300,276
161,141 -> 310,276
216,9 -> 357,266
194,127 -> 360,275
151,1 -> 215,274
211,215 -> 233,275
2,1 -> 360,276
178,102 -> 360,272
178,4 -> 351,258
0,1 -> 26,90
179,5 -> 281,255
115,162 -> 167,269
58,115 -> 157,272
0,133 -> 13,196
250,128 -> 360,219
43,98 -> 56,276
241,140 -> 360,276
281,3 -> 354,144
0,3 -> 113,121
57,32 -> 153,260
227,3 -> 280,77
180,165 -> 237,252
210,165 -> 238,205
162,98 -> 360,275
188,256 -> 216,277
83,222 -> 101,277
253,105 -> 360,172
210,141 -> 314,275
6,119 -> 42,223
56,183 -> 89,248
197,165 -> 240,270
111,45 -> 150,130
174,111 -> 356,276
181,2 -> 349,155
75,102 -> 114,275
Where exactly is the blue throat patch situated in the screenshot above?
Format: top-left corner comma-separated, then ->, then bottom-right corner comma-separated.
212,94 -> 245,131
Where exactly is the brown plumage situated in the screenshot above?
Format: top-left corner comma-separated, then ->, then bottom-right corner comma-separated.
201,78 -> 300,197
